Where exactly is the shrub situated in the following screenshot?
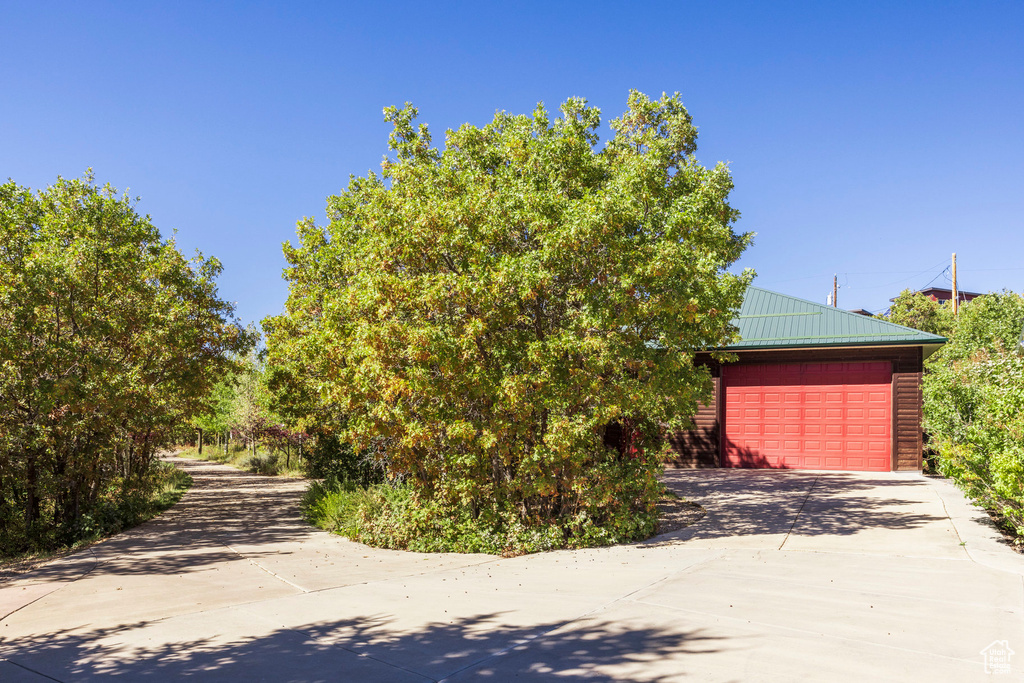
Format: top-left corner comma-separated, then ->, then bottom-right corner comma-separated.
924,291 -> 1024,541
1,461 -> 192,559
301,479 -> 377,538
240,452 -> 280,476
303,432 -> 383,487
302,449 -> 661,556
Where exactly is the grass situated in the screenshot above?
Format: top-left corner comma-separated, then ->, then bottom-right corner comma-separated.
150,462 -> 194,509
0,461 -> 193,573
176,442 -> 305,477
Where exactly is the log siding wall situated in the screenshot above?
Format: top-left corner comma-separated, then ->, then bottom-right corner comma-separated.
665,346 -> 925,471
665,373 -> 721,468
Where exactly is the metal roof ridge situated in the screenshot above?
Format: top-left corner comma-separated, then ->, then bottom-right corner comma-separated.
723,286 -> 949,350
740,286 -> 947,341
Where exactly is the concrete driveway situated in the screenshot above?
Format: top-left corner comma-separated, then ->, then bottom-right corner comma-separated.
1,458 -> 1021,682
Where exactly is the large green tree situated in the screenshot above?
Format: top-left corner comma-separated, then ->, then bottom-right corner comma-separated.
267,92 -> 753,549
0,173 -> 251,551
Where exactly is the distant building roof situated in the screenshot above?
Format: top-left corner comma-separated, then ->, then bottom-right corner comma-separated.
848,308 -> 874,317
890,287 -> 983,303
725,287 -> 947,352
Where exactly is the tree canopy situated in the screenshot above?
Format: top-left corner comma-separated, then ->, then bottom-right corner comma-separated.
0,173 -> 251,552
266,91 -> 753,551
880,289 -> 955,337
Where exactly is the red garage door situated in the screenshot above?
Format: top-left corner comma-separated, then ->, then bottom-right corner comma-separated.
722,362 -> 892,472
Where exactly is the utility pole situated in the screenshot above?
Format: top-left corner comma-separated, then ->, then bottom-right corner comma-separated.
952,252 -> 959,316
833,274 -> 838,308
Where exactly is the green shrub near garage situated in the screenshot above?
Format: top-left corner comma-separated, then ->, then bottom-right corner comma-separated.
924,291 -> 1024,542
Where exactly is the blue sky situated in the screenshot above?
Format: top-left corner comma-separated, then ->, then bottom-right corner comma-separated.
3,1 -> 1022,325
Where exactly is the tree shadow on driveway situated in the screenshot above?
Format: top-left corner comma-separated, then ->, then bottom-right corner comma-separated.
1,611 -> 728,682
652,469 -> 948,544
1,458 -> 316,584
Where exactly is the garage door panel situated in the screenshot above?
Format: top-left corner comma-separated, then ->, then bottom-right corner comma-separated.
722,362 -> 892,472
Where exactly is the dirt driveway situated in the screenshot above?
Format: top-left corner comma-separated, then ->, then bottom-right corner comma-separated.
1,458 -> 1021,682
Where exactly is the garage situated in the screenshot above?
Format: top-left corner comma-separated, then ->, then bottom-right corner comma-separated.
667,287 -> 946,472
721,361 -> 892,471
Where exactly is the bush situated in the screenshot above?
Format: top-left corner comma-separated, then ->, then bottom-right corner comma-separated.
303,432 -> 383,487
1,461 -> 192,559
302,450 -> 661,556
241,452 -> 280,475
924,291 -> 1024,542
301,479 -> 378,538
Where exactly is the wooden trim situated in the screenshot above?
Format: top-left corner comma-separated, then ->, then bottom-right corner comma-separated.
714,373 -> 723,468
890,360 -> 898,472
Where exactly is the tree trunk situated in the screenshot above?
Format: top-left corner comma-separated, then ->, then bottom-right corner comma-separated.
197,428 -> 204,455
25,451 -> 40,536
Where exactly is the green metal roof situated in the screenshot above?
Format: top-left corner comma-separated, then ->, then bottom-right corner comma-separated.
724,286 -> 947,351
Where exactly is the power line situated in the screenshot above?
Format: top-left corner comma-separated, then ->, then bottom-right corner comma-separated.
759,260 -> 950,287
921,266 -> 951,290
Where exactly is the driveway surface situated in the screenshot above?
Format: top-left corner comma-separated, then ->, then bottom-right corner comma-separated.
1,457 -> 1021,682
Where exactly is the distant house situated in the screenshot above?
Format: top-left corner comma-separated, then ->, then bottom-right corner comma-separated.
848,308 -> 874,317
908,287 -> 981,305
667,287 -> 945,472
